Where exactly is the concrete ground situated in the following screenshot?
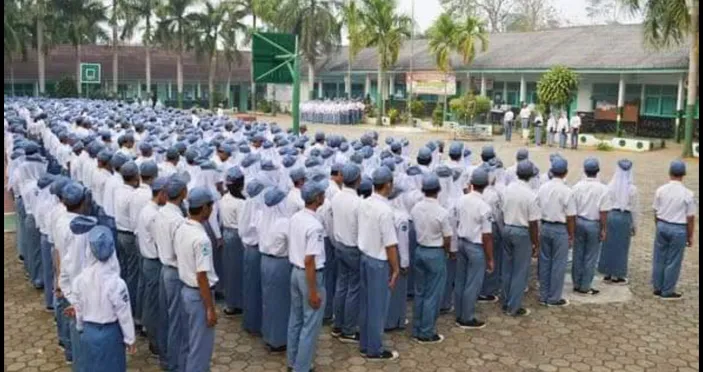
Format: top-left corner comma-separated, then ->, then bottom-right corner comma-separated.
4,118 -> 699,372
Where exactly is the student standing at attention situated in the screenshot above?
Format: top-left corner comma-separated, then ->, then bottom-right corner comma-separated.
287,181 -> 328,372
537,157 -> 576,307
651,160 -> 697,300
571,158 -> 611,295
174,187 -> 219,372
410,173 -> 452,343
358,166 -> 401,360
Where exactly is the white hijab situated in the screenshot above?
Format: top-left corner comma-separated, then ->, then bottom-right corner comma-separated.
608,166 -> 634,210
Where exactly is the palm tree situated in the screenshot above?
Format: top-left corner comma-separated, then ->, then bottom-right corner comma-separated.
108,0 -> 135,96
155,0 -> 197,108
456,16 -> 489,66
341,0 -> 365,99
189,0 -> 227,109
241,0 -> 277,111
125,0 -> 161,100
428,13 -> 458,127
622,0 -> 698,156
359,0 -> 412,125
272,0 -> 342,101
221,1 -> 248,108
55,0 -> 109,96
4,0 -> 29,96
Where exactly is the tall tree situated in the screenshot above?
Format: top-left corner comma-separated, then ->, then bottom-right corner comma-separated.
5,0 -> 29,96
271,0 -> 341,101
125,0 -> 160,99
341,0 -> 365,98
438,0 -> 478,23
155,0 -> 197,108
27,0 -> 61,95
439,0 -> 513,32
586,0 -> 622,24
190,0 -> 227,109
241,0 -> 278,111
428,13 -> 459,127
359,0 -> 412,125
505,0 -> 560,32
622,0 -> 698,157
55,0 -> 109,96
456,16 -> 489,65
221,1 -> 247,108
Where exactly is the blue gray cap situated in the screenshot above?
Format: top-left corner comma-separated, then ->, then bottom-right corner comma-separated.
381,158 -> 396,172
617,159 -> 633,171
372,166 -> 393,186
241,153 -> 261,168
61,182 -> 87,207
282,155 -> 297,168
185,149 -> 199,162
225,166 -> 244,184
187,187 -> 215,208
517,160 -> 535,178
261,160 -> 278,171
342,163 -> 361,184
23,141 -> 40,155
165,175 -> 188,199
97,149 -> 114,163
481,145 -> 496,160
350,152 -> 363,165
669,160 -> 686,176
72,142 -> 84,152
421,173 -> 441,192
406,165 -> 422,176
37,174 -> 55,189
388,184 -> 405,200
516,148 -> 529,161
110,152 -> 130,170
301,181 -> 326,203
359,176 -> 373,194
140,161 -> 159,178
550,157 -> 568,176
315,131 -> 325,142
264,187 -> 287,207
435,165 -> 452,178
120,161 -> 139,177
290,167 -> 306,183
50,176 -> 71,196
449,142 -> 464,156
166,147 -> 180,160
151,176 -> 169,192
471,168 -> 489,186
88,225 -> 115,262
583,157 -> 600,173
139,142 -> 153,154
417,147 -> 432,162
246,179 -> 265,198
390,142 -> 402,152
305,157 -> 322,168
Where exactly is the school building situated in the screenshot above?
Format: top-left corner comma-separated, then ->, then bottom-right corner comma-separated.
3,24 -> 698,139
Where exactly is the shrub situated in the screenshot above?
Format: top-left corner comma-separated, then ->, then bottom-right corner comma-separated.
597,142 -> 614,151
388,108 -> 400,124
432,104 -> 444,127
257,99 -> 271,113
55,76 -> 78,98
409,99 -> 425,118
537,66 -> 579,112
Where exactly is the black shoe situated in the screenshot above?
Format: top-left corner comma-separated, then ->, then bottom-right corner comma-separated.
223,307 -> 242,316
456,319 -> 486,330
439,307 -> 453,315
322,317 -> 334,326
501,305 -> 508,312
575,288 -> 600,295
610,278 -> 628,285
414,334 -> 445,344
137,326 -> 147,338
330,327 -> 343,338
513,308 -> 531,317
214,292 -> 225,301
603,276 -> 612,282
18,255 -> 24,262
366,350 -> 399,361
267,344 -> 287,353
659,293 -> 683,301
149,342 -> 159,356
653,290 -> 662,296
547,299 -> 570,307
338,333 -> 360,344
477,295 -> 499,303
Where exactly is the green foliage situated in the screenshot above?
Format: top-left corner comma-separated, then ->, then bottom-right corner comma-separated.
212,90 -> 226,108
387,108 -> 400,124
432,104 -> 444,127
449,91 -> 490,124
622,0 -> 691,48
475,95 -> 491,115
537,65 -> 579,110
55,77 -> 78,98
596,141 -> 614,151
257,99 -> 271,113
409,99 -> 425,118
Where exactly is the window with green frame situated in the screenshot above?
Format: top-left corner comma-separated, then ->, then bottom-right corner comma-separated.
591,83 -> 618,110
643,85 -> 677,117
526,82 -> 538,104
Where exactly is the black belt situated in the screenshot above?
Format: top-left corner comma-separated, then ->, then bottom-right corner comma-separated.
144,257 -> 160,262
184,284 -> 216,290
117,230 -> 134,235
505,224 -> 528,229
611,209 -> 631,213
541,220 -> 566,225
261,252 -> 287,259
418,245 -> 444,250
577,216 -> 599,222
656,219 -> 687,226
293,265 -> 324,272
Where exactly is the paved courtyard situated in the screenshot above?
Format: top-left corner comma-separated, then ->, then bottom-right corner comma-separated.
4,120 -> 700,372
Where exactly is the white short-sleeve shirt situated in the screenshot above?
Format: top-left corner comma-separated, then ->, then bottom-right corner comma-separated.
288,208 -> 326,269
174,219 -> 219,288
456,192 -> 493,244
219,193 -> 245,229
358,194 -> 399,260
154,203 -> 186,268
331,187 -> 361,247
136,201 -> 161,259
537,178 -> 577,223
114,183 -> 138,232
653,181 -> 697,224
410,197 -> 453,247
503,180 -> 541,227
572,178 -> 611,220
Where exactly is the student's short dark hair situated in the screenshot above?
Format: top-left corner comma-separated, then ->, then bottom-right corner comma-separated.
417,157 -> 431,166
141,175 -> 155,183
227,179 -> 245,199
343,178 -> 358,188
517,173 -> 532,182
123,175 -> 139,183
585,170 -> 599,178
472,184 -> 487,192
358,189 -> 372,198
449,153 -> 461,161
152,189 -> 162,198
331,170 -> 340,177
423,189 -> 440,197
188,202 -> 213,216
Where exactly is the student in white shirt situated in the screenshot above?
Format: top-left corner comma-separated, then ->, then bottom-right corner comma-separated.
358,167 -> 400,360
152,175 -> 188,371
571,158 -> 611,295
329,163 -> 363,341
503,109 -> 515,142
501,160 -> 541,317
534,111 -> 544,146
91,149 -> 114,210
158,147 -> 180,179
219,167 -> 246,315
174,187 -> 219,371
546,113 -> 557,147
286,181 -> 327,372
598,159 -> 639,284
569,113 -> 582,150
537,158 -> 576,307
135,176 -> 168,366
71,226 -> 136,372
651,160 -> 697,300
385,184 -> 411,332
505,148 -> 529,186
259,187 -> 292,352
113,161 -> 141,323
285,168 -> 306,215
410,173 -> 452,343
455,168 -> 494,329
239,179 -> 266,335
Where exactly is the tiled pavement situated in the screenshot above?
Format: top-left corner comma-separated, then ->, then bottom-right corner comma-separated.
3,122 -> 699,372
